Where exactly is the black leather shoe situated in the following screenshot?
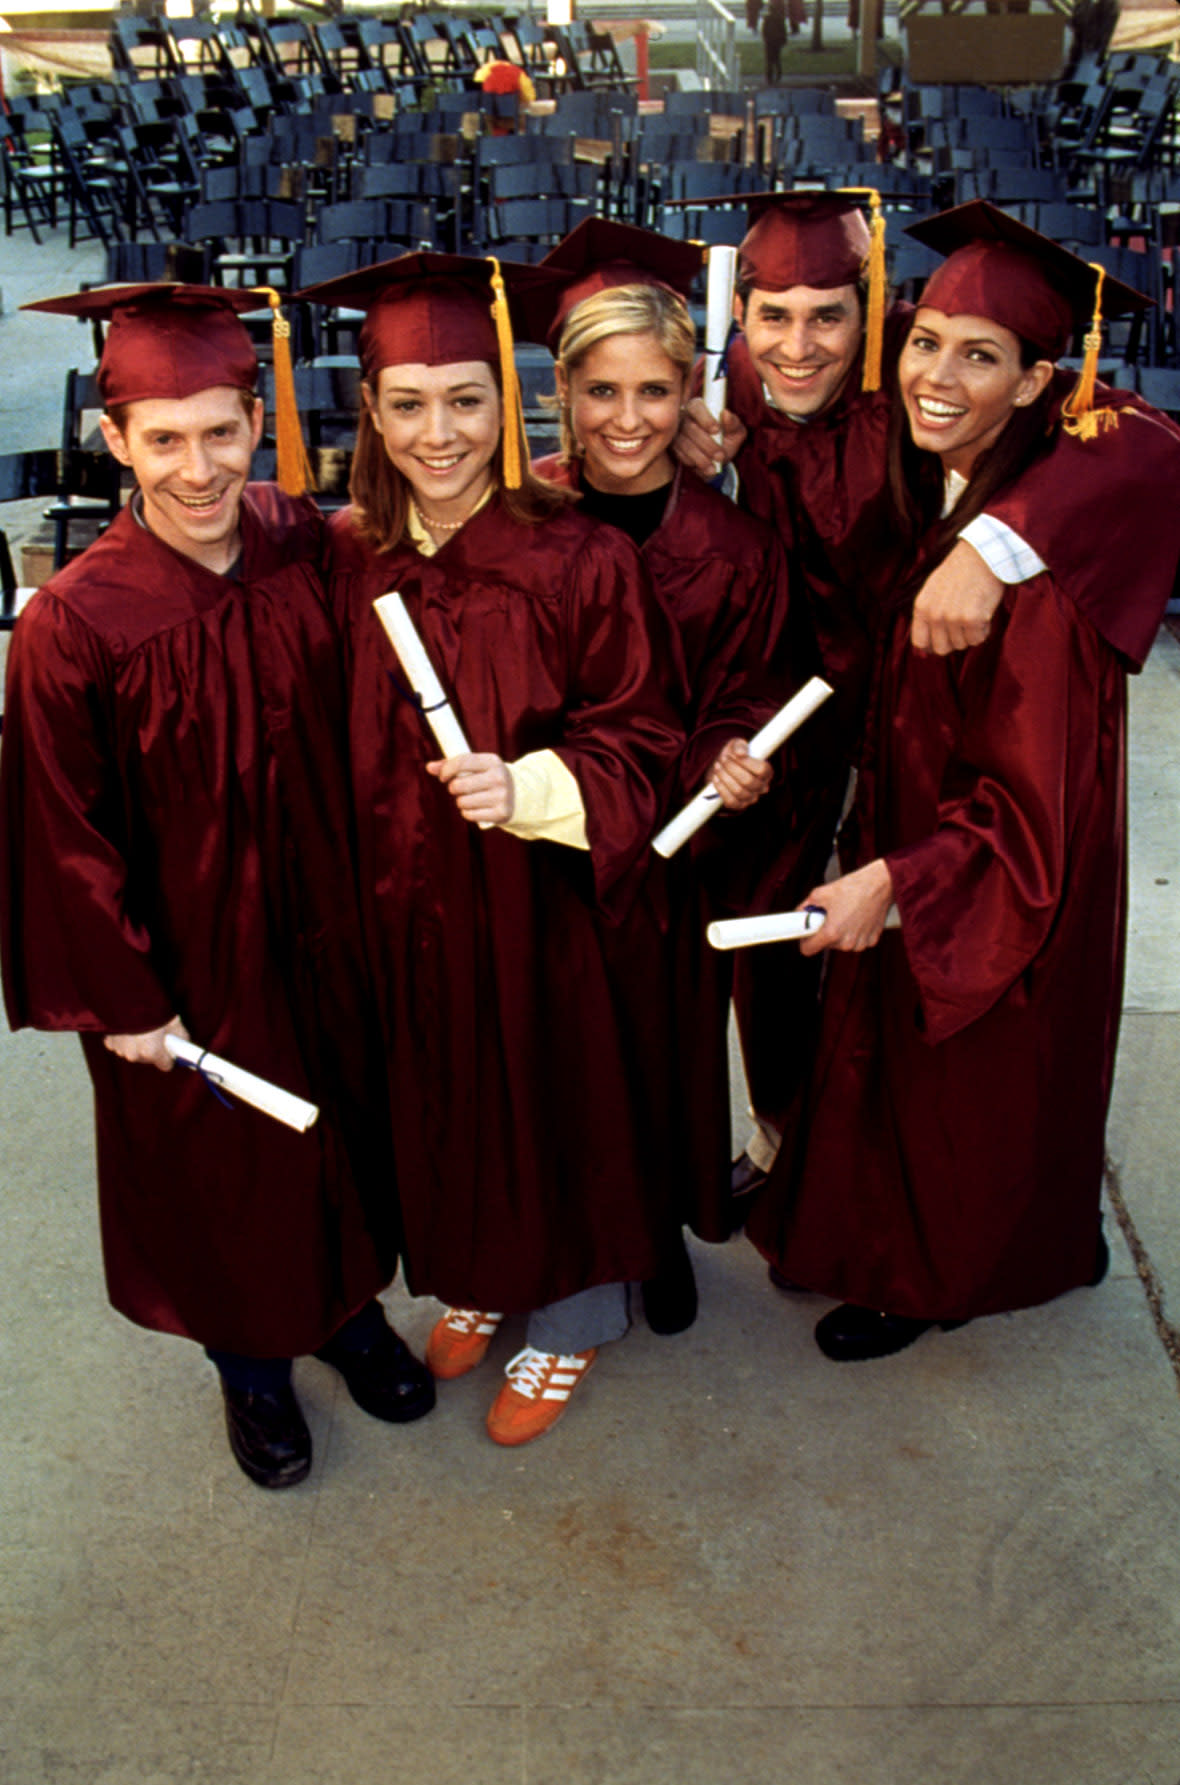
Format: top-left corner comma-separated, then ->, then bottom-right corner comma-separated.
221,1382 -> 312,1489
1090,1228 -> 1110,1287
814,1302 -> 967,1363
316,1322 -> 436,1424
641,1230 -> 699,1335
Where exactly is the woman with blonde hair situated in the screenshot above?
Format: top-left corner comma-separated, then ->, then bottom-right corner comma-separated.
526,221 -> 800,1331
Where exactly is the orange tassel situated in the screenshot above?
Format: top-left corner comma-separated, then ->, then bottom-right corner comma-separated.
487,257 -> 529,490
1061,263 -> 1119,441
839,186 -> 886,393
257,287 -> 315,498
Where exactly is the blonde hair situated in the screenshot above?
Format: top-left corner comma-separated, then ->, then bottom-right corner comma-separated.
552,283 -> 695,461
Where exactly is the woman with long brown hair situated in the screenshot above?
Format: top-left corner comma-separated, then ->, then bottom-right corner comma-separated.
300,251 -> 685,1445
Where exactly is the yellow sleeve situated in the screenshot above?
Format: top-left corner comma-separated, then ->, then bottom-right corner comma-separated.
501,749 -> 588,850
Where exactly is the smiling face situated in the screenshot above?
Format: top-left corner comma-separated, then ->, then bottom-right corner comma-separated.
737,282 -> 863,419
557,331 -> 685,495
100,386 -> 262,575
898,307 -> 1054,479
363,360 -> 501,522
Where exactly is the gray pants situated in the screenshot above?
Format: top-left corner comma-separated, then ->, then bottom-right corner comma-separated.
527,1282 -> 629,1354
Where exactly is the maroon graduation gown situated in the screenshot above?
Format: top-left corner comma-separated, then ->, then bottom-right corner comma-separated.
719,320 -> 1180,1128
535,457 -> 796,1237
0,489 -> 395,1356
327,495 -> 685,1310
747,568 -> 1137,1318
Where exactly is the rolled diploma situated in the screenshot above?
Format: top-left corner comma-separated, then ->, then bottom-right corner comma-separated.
373,591 -> 471,759
164,1035 -> 319,1132
707,905 -> 902,951
652,675 -> 833,860
373,590 -> 492,828
702,245 -> 738,422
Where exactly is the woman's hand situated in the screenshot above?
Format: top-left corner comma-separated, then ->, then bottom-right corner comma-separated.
427,753 -> 515,825
673,397 -> 748,479
798,860 -> 895,956
103,1014 -> 190,1072
709,738 -> 774,811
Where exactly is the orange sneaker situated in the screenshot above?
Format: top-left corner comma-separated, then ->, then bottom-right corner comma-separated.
486,1346 -> 596,1447
425,1308 -> 503,1380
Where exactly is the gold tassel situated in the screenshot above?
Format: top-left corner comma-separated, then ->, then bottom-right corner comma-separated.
487,256 -> 528,490
256,287 -> 315,498
1061,262 -> 1119,441
839,186 -> 885,393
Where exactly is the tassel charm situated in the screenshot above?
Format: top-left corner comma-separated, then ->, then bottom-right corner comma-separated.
1061,266 -> 1118,442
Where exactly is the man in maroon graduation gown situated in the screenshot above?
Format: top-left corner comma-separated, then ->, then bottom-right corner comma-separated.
0,285 -> 433,1490
678,193 -> 1180,1206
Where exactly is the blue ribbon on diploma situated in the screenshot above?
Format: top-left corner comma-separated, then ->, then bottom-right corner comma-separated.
173,1047 -> 235,1110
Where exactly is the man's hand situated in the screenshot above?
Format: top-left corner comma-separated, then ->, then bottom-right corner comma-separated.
427,753 -> 515,825
911,538 -> 1004,655
709,738 -> 774,811
798,859 -> 894,956
103,1014 -> 190,1072
673,396 -> 747,479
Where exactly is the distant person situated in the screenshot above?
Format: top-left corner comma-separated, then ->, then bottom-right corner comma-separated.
762,0 -> 787,81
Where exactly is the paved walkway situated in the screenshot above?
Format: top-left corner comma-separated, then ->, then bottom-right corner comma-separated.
2,227 -> 1179,1785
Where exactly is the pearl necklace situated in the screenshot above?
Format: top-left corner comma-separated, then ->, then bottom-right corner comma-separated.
412,497 -> 473,534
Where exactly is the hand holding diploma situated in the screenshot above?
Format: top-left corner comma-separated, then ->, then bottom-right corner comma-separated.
163,1035 -> 320,1132
708,738 -> 775,812
795,860 -> 897,956
674,395 -> 747,481
426,753 -> 515,826
653,676 -> 833,859
104,1014 -> 190,1072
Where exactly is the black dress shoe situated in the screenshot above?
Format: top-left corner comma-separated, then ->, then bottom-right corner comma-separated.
641,1230 -> 699,1335
1090,1228 -> 1110,1287
814,1302 -> 967,1363
221,1382 -> 312,1489
316,1322 -> 436,1424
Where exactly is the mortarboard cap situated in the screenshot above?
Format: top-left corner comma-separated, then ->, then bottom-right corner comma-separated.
297,252 -> 559,486
24,282 -> 312,497
519,219 -> 703,352
905,200 -> 1152,437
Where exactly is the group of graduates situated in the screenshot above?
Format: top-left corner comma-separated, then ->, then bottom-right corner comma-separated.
3,189 -> 1180,1490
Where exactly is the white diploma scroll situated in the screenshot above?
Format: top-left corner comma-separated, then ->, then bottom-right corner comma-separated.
703,245 -> 738,423
652,675 -> 833,860
707,905 -> 902,951
164,1035 -> 320,1132
374,590 -> 493,829
374,590 -> 472,759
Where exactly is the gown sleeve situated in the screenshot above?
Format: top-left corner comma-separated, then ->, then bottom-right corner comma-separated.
882,574 -> 1121,1046
0,593 -> 175,1035
982,393 -> 1180,670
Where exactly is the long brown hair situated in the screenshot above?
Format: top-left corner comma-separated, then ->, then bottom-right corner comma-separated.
349,370 -> 572,553
885,331 -> 1056,601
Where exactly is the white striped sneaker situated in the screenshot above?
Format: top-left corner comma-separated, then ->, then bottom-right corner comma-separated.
425,1308 -> 503,1380
486,1346 -> 597,1446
